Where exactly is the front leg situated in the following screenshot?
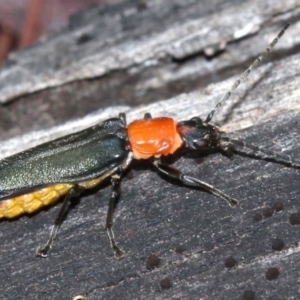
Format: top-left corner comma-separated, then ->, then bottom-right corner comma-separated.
152,159 -> 239,207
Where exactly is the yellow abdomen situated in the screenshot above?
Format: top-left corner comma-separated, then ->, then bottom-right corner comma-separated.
0,170 -> 112,219
0,184 -> 74,219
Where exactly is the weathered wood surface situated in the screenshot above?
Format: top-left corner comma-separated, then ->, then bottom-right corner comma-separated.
1,1 -> 300,299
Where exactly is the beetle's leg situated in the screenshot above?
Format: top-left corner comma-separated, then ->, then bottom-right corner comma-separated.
106,154 -> 133,258
37,185 -> 84,257
144,113 -> 152,119
106,172 -> 124,258
119,113 -> 127,125
152,159 -> 239,207
219,144 -> 235,159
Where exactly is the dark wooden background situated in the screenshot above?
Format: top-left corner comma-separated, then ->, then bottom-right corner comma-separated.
1,0 -> 300,299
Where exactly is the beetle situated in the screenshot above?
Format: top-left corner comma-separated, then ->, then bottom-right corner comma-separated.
0,23 -> 298,258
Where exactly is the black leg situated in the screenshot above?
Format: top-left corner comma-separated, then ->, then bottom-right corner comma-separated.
106,172 -> 124,258
119,113 -> 127,125
37,185 -> 84,257
144,113 -> 152,119
153,159 -> 239,207
219,145 -> 234,159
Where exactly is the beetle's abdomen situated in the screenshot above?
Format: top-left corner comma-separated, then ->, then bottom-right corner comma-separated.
127,117 -> 183,159
0,184 -> 74,219
0,171 -> 114,219
0,169 -> 113,219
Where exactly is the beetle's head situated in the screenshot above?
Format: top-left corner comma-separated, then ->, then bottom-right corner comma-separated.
177,117 -> 222,150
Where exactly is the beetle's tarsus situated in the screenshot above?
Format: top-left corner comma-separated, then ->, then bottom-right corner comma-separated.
36,246 -> 50,258
113,245 -> 124,259
106,227 -> 124,258
228,198 -> 239,208
37,224 -> 58,257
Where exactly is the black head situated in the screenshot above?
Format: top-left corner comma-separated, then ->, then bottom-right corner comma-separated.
177,117 -> 222,150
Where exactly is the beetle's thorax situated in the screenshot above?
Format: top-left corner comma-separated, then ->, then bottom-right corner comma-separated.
127,117 -> 183,159
127,116 -> 222,159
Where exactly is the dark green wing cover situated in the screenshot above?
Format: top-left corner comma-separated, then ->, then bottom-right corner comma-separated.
0,118 -> 128,199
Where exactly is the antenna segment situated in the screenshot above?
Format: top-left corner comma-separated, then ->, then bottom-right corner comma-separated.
204,23 -> 290,124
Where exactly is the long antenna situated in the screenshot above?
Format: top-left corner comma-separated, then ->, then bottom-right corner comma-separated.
221,136 -> 300,168
204,23 -> 290,124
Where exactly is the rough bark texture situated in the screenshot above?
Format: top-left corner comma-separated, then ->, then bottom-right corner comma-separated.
1,1 -> 300,299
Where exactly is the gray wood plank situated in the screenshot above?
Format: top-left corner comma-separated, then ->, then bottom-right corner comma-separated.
1,1 -> 300,299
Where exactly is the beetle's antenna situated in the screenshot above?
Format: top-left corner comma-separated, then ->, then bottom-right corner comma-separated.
204,23 -> 290,124
221,136 -> 300,168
